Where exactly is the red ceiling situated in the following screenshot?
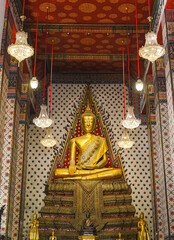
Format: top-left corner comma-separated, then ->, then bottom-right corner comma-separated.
34,31 -> 146,54
165,0 -> 174,9
25,0 -> 154,25
25,0 -> 155,75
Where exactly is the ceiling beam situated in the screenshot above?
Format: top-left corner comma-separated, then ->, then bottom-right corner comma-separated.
26,23 -> 149,34
37,53 -> 140,61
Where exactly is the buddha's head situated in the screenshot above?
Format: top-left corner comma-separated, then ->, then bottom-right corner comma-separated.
52,231 -> 55,236
81,100 -> 96,133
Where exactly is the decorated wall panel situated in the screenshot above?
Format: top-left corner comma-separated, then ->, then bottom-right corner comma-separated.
0,98 -> 16,236
0,3 -> 12,185
11,124 -> 25,239
162,10 -> 174,237
23,84 -> 153,239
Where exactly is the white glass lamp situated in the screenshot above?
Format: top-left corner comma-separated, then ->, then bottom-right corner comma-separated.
33,104 -> 53,128
7,30 -> 34,63
139,17 -> 165,62
122,106 -> 141,129
40,128 -> 57,148
30,76 -> 38,89
136,78 -> 144,91
117,129 -> 135,149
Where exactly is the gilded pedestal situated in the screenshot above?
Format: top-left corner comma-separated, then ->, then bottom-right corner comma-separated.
38,180 -> 138,240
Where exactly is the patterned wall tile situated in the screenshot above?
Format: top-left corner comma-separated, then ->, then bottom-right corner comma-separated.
19,124 -> 29,239
7,100 -> 20,237
0,72 -> 8,181
0,98 -> 16,236
11,124 -> 25,240
155,104 -> 169,238
162,10 -> 174,236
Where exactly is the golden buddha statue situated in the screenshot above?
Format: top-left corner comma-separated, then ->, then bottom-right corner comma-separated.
29,213 -> 39,240
116,232 -> 124,240
49,231 -> 57,240
55,101 -> 122,180
138,212 -> 150,240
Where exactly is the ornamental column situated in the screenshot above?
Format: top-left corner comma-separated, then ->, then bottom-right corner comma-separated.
148,57 -> 174,240
153,58 -> 173,240
0,3 -> 11,184
146,74 -> 159,240
0,0 -> 6,51
162,9 -> 174,238
11,73 -> 30,240
0,58 -> 21,238
0,51 -> 31,240
0,5 -> 17,238
0,5 -> 31,240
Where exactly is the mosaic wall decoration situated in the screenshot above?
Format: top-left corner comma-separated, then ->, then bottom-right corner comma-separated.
7,100 -> 20,237
0,14 -> 25,238
11,124 -> 25,239
147,122 -> 159,239
148,55 -> 174,240
0,98 -> 16,236
0,72 -> 8,180
18,123 -> 30,240
162,10 -> 174,237
155,103 -> 170,238
0,4 -> 12,188
23,84 -> 153,239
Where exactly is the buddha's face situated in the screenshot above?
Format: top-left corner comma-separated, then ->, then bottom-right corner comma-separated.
82,115 -> 95,133
140,212 -> 144,219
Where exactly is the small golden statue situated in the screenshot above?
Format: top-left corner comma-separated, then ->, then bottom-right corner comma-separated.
49,231 -> 57,240
116,232 -> 124,240
29,213 -> 39,240
55,101 -> 122,180
138,212 -> 150,240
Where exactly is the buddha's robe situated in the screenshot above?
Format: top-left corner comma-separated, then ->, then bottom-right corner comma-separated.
73,135 -> 108,170
55,134 -> 122,180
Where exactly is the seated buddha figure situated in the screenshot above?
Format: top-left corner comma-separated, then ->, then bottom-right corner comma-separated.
55,101 -> 122,180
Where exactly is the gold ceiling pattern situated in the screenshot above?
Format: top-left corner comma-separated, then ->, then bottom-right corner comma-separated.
26,0 -> 152,24
25,0 -> 155,73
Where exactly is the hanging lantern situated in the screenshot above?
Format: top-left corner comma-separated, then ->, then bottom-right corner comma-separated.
33,104 -> 53,128
34,42 -> 54,128
136,78 -> 144,91
7,16 -> 34,63
30,2 -> 40,89
121,106 -> 141,129
40,127 -> 57,148
135,0 -> 142,92
121,41 -> 126,121
117,129 -> 135,149
126,8 -> 132,105
139,17 -> 165,62
139,30 -> 165,62
30,76 -> 38,89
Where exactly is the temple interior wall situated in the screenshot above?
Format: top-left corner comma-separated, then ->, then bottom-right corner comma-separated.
23,83 -> 153,239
